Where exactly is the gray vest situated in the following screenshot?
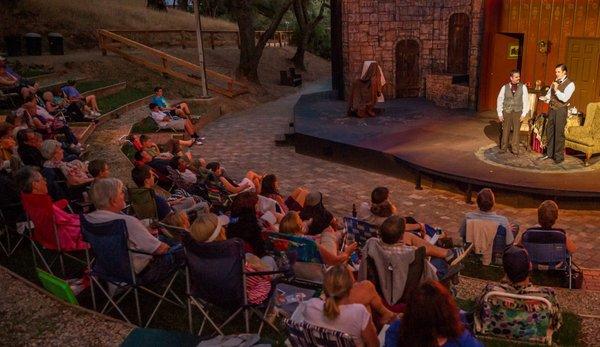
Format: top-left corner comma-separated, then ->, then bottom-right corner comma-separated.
502,83 -> 524,113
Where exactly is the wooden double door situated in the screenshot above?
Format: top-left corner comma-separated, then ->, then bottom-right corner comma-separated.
566,38 -> 600,111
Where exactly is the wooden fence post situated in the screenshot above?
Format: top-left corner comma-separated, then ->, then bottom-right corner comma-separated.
278,31 -> 282,47
161,58 -> 168,77
99,33 -> 107,56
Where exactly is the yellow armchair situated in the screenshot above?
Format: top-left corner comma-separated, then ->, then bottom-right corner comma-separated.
565,102 -> 600,165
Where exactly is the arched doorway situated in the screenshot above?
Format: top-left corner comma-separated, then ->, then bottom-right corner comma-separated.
447,13 -> 470,75
395,39 -> 420,97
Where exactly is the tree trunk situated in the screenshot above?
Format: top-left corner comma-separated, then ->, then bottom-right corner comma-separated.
230,0 -> 293,83
291,0 -> 328,71
147,0 -> 168,11
177,0 -> 189,11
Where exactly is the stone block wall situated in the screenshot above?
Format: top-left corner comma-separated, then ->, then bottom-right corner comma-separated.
341,0 -> 484,109
425,74 -> 469,109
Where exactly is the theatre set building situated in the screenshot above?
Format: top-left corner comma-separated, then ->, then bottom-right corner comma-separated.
330,0 -> 600,112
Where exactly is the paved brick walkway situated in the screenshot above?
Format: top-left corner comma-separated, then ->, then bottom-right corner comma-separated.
191,80 -> 600,272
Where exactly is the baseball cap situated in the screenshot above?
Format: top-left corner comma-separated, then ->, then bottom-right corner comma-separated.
305,191 -> 322,207
502,245 -> 531,283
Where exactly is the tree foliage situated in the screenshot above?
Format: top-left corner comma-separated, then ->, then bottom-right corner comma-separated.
226,0 -> 293,83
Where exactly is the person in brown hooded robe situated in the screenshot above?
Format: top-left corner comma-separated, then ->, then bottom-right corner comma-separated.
348,62 -> 384,118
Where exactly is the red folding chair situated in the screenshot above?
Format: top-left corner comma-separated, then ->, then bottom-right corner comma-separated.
20,192 -> 88,277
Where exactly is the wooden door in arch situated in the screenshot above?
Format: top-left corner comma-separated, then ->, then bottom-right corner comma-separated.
395,39 -> 420,98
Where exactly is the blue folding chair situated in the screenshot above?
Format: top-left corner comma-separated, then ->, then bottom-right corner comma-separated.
184,236 -> 285,336
343,216 -> 378,248
522,228 -> 572,289
80,216 -> 185,326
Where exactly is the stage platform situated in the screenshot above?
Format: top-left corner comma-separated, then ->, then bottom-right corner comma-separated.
293,91 -> 600,200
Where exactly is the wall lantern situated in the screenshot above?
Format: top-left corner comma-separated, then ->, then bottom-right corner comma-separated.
537,40 -> 549,54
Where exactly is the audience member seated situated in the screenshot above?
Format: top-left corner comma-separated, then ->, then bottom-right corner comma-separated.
6,113 -> 29,138
169,156 -> 198,185
149,103 -> 202,143
300,191 -> 341,235
187,212 -> 276,304
385,281 -> 483,347
357,186 -> 439,238
139,134 -> 167,159
20,96 -> 80,147
62,80 -> 101,117
88,159 -> 110,182
164,137 -> 203,168
475,245 -> 562,338
131,165 -> 207,220
0,123 -> 16,163
204,161 -> 255,194
17,129 -> 45,168
133,150 -> 171,177
291,264 -> 380,347
41,139 -> 92,187
151,86 -> 191,119
280,209 -> 357,267
260,174 -> 308,213
279,211 -> 311,235
85,178 -> 184,283
0,60 -> 35,95
517,200 -> 576,254
227,192 -> 277,258
15,166 -> 88,250
42,90 -> 89,122
458,188 -> 515,245
358,216 -> 461,307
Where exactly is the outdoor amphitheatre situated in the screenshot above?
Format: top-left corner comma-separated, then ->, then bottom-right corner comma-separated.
2,0 -> 600,346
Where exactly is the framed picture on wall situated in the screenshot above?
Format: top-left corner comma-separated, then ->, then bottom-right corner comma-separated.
508,45 -> 519,59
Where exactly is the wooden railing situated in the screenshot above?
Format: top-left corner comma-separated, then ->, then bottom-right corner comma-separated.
108,29 -> 293,50
98,29 -> 248,98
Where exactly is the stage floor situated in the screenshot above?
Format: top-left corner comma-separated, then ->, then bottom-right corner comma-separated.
293,92 -> 600,198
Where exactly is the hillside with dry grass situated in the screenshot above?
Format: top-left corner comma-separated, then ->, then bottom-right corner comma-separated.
0,0 -> 237,48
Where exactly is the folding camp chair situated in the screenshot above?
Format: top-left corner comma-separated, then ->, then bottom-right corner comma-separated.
127,187 -> 159,221
522,228 -> 573,289
267,232 -> 325,286
365,245 -> 426,313
475,290 -> 557,345
285,318 -> 355,347
466,219 -> 508,266
80,216 -> 185,326
184,236 -> 286,336
0,202 -> 25,256
343,216 -> 378,247
20,193 -> 87,277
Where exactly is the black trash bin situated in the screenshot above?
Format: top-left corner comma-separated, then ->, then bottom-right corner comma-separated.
4,35 -> 22,56
24,33 -> 42,56
48,32 -> 64,55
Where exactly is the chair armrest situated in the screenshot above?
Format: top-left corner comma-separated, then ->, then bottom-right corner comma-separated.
245,269 -> 291,277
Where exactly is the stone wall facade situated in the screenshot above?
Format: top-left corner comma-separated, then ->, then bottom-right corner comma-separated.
341,0 -> 484,109
426,74 -> 469,109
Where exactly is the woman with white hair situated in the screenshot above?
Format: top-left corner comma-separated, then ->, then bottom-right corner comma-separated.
41,139 -> 92,186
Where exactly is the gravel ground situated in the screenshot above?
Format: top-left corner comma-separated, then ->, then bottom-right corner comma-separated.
0,267 -> 133,346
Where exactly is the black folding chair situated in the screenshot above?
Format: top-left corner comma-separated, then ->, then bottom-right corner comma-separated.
81,216 -> 185,326
184,236 -> 286,336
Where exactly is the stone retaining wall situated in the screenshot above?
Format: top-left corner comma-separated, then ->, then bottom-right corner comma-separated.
341,0 -> 484,109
